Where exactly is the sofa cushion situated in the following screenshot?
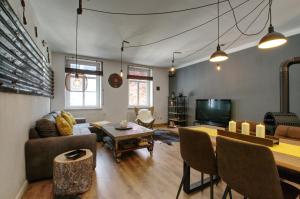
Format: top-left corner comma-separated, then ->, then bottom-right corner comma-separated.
36,114 -> 58,138
56,115 -> 73,136
73,123 -> 91,135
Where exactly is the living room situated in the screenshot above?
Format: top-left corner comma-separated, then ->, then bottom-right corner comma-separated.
0,0 -> 300,199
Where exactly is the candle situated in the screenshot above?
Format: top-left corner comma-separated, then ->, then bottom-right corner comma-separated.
228,121 -> 236,133
256,123 -> 265,138
241,121 -> 250,135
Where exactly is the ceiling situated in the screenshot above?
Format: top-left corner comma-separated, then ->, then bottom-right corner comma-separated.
29,0 -> 300,68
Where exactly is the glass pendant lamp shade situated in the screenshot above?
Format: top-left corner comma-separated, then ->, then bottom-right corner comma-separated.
65,73 -> 88,92
210,45 -> 228,62
258,25 -> 287,49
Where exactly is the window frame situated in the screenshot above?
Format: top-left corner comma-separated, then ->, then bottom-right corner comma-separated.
128,65 -> 153,108
65,58 -> 103,110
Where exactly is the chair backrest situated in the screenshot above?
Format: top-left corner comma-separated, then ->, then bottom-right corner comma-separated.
134,107 -> 154,116
216,136 -> 284,199
275,125 -> 300,140
179,128 -> 217,175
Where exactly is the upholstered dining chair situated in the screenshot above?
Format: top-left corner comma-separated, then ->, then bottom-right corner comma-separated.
177,128 -> 218,199
216,136 -> 300,199
275,125 -> 300,141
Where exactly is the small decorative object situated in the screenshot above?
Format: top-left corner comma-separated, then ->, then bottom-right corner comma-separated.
228,120 -> 236,133
120,120 -> 128,128
64,149 -> 86,160
171,92 -> 176,99
241,121 -> 250,135
256,123 -> 265,138
178,92 -> 183,97
108,73 -> 123,88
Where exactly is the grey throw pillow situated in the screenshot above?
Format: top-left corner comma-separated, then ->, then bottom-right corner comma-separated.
36,115 -> 59,137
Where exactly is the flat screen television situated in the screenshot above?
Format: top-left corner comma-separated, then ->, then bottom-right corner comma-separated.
195,99 -> 232,127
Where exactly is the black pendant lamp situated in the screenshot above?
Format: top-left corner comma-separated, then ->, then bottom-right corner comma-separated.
210,0 -> 228,63
65,1 -> 88,92
258,0 -> 287,49
170,52 -> 181,75
120,40 -> 129,78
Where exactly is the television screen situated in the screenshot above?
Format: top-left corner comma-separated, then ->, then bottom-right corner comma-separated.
195,99 -> 232,127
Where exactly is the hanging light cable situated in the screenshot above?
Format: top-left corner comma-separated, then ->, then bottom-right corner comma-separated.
65,1 -> 88,92
258,0 -> 287,49
210,0 -> 228,62
120,40 -> 129,77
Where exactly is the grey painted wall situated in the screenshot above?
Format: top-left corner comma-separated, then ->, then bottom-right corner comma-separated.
170,34 -> 300,125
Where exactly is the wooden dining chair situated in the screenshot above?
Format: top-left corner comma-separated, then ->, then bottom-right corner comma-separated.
177,128 -> 218,199
216,136 -> 300,199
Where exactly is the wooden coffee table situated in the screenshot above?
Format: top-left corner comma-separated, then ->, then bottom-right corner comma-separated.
101,122 -> 154,162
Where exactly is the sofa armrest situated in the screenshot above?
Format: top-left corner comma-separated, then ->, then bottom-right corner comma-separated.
25,133 -> 96,182
75,117 -> 86,124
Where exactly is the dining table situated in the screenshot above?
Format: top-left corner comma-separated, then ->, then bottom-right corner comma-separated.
181,125 -> 300,194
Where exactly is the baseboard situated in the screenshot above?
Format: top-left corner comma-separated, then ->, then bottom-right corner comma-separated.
15,180 -> 28,199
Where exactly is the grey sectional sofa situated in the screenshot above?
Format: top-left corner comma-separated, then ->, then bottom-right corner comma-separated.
25,111 -> 98,182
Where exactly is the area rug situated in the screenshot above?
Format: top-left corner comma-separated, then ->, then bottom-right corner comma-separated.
153,130 -> 179,145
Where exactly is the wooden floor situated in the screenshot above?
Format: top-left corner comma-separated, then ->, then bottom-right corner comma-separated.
22,141 -> 244,199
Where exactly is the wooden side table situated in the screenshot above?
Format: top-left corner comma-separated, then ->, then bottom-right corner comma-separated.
53,149 -> 93,198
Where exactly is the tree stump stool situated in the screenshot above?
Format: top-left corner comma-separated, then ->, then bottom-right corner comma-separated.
53,149 -> 93,197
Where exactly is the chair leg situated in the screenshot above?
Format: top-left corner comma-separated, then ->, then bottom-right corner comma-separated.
222,185 -> 231,199
201,172 -> 204,185
210,175 -> 214,199
229,188 -> 233,199
176,174 -> 185,199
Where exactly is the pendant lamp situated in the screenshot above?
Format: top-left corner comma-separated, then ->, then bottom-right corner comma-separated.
120,40 -> 129,77
65,4 -> 88,92
258,0 -> 287,49
169,52 -> 181,76
210,0 -> 228,63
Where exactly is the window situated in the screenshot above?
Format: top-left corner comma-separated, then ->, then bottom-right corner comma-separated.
65,58 -> 102,109
128,66 -> 153,107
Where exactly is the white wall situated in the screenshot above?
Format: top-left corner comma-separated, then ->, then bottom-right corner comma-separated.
0,1 -> 51,199
51,52 -> 169,124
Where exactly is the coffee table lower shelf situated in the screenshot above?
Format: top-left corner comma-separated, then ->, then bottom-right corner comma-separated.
103,136 -> 154,163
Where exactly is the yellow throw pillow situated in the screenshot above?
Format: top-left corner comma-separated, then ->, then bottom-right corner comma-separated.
61,111 -> 73,127
62,111 -> 76,125
56,115 -> 73,136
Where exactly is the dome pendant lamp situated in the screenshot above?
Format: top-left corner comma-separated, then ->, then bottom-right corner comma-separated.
210,0 -> 228,63
120,40 -> 129,78
258,0 -> 287,49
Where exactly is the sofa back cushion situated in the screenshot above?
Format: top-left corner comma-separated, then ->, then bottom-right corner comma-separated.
36,114 -> 59,137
